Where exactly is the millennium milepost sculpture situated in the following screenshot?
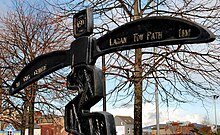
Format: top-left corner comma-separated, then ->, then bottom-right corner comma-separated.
10,8 -> 215,135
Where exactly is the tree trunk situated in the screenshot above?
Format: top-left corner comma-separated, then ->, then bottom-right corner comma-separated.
21,100 -> 28,135
28,100 -> 34,135
133,1 -> 143,134
0,70 -> 2,114
28,83 -> 37,135
134,48 -> 143,135
0,70 -> 2,130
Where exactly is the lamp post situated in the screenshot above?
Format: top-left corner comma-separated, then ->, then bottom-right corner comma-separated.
213,95 -> 219,133
155,79 -> 160,135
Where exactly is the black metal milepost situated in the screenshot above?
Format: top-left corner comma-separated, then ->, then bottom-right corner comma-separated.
10,8 -> 215,135
65,8 -> 116,135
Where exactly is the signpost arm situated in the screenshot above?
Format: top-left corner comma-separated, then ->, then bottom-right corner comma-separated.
10,50 -> 71,95
91,16 -> 215,63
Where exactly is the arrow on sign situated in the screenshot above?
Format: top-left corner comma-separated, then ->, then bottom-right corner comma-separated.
10,50 -> 71,95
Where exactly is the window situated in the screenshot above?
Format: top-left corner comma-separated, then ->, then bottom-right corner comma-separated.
128,128 -> 130,134
8,130 -> 12,135
46,130 -> 49,135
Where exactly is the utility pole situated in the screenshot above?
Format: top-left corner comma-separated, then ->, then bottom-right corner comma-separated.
155,73 -> 160,135
213,95 -> 219,133
152,0 -> 160,134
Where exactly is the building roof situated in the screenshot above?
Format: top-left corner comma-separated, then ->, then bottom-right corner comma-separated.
143,122 -> 218,131
143,124 -> 167,130
0,124 -> 21,133
115,116 -> 134,125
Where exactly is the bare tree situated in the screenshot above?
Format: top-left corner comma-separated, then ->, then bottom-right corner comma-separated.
34,0 -> 220,134
0,1 -> 74,134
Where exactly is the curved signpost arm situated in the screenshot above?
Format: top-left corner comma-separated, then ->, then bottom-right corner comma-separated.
92,16 -> 215,62
10,50 -> 71,95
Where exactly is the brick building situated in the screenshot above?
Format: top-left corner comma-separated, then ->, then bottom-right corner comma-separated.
143,121 -> 213,135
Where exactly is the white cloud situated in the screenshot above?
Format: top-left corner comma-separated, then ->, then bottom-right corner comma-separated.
91,102 -> 206,127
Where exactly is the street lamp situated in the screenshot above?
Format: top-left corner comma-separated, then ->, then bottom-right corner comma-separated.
213,95 -> 219,133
